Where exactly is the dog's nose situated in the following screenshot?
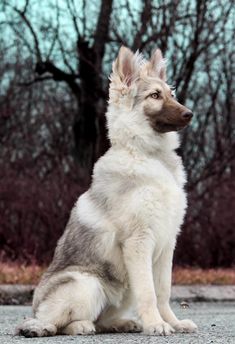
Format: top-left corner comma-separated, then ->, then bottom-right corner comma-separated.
182,111 -> 193,120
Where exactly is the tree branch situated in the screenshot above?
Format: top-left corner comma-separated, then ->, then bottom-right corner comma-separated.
18,75 -> 54,86
132,0 -> 152,51
9,2 -> 42,61
35,61 -> 80,96
93,0 -> 113,69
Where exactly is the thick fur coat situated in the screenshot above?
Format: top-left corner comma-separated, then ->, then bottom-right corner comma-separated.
16,47 -> 197,337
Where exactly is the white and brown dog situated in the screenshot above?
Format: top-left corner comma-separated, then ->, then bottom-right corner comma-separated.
16,47 -> 197,337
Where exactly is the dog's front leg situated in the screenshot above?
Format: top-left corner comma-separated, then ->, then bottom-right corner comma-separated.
154,245 -> 198,333
122,234 -> 174,336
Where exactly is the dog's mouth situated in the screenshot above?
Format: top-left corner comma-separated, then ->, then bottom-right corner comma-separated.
155,122 -> 189,133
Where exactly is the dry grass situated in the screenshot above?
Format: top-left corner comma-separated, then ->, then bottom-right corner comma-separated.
0,263 -> 45,285
0,263 -> 235,285
172,267 -> 235,285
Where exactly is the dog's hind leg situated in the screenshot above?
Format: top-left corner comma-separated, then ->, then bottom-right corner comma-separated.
16,272 -> 107,337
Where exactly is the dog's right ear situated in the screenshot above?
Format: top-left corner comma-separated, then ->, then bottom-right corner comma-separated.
112,46 -> 143,87
148,49 -> 167,81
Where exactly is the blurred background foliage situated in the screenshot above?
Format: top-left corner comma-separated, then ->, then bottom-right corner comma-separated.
0,0 -> 234,267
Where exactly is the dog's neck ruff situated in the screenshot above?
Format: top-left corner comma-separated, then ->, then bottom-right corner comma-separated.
106,103 -> 180,158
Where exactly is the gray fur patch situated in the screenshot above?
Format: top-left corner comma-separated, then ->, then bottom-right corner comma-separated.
48,213 -> 120,285
33,206 -> 123,311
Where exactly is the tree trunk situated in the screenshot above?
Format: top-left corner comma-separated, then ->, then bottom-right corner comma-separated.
74,39 -> 108,174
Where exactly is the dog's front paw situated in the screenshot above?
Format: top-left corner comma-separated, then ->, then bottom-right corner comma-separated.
143,321 -> 175,336
173,319 -> 198,333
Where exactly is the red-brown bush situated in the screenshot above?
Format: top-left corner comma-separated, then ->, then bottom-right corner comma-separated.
0,165 -> 85,264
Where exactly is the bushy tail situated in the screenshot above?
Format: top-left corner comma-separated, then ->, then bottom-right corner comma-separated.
15,317 -> 57,337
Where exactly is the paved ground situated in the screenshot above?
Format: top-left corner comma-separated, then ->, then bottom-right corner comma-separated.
0,302 -> 235,344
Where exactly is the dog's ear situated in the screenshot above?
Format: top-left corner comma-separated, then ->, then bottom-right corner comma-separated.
149,48 -> 167,81
112,46 -> 142,87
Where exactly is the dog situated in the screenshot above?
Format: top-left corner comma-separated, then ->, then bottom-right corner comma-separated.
16,46 -> 197,337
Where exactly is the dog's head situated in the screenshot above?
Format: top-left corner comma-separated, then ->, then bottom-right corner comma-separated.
109,46 -> 193,134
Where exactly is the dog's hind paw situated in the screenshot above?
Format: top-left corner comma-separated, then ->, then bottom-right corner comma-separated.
143,321 -> 175,336
61,320 -> 96,335
97,319 -> 142,333
15,318 -> 56,337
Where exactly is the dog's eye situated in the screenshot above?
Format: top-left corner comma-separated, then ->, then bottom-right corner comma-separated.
150,92 -> 160,99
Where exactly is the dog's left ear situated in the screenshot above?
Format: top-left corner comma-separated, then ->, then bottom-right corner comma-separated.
149,49 -> 167,81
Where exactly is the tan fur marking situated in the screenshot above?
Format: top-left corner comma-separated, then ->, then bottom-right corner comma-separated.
144,96 -> 191,133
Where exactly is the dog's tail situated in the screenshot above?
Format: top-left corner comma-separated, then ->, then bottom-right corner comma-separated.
15,317 -> 57,337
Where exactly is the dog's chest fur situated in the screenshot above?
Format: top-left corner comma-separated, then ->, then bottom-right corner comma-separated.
76,143 -> 186,270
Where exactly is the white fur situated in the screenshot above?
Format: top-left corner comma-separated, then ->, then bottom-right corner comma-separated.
36,272 -> 107,327
68,89 -> 195,334
77,102 -> 191,334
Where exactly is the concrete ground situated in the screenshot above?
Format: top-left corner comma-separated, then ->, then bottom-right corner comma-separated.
0,302 -> 235,344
